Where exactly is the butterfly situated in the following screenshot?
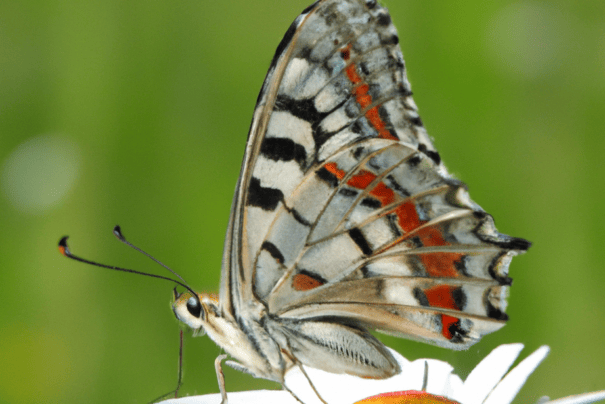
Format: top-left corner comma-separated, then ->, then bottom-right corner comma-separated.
61,0 -> 530,402
172,0 -> 530,398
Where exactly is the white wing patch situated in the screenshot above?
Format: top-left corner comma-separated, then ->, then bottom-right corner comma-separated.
266,111 -> 315,159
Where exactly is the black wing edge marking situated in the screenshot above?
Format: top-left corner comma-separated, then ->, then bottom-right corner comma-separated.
472,211 -> 532,252
261,241 -> 285,264
247,177 -> 284,211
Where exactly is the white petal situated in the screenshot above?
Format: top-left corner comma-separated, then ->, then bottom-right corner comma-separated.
398,358 -> 429,392
455,343 -> 524,404
158,390 -> 298,404
447,372 -> 466,401
422,359 -> 456,396
538,391 -> 605,404
484,346 -> 550,404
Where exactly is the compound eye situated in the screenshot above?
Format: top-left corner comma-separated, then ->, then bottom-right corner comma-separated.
186,297 -> 202,318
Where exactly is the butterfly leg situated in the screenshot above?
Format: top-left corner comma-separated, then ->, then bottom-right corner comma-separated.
296,361 -> 328,404
173,329 -> 184,398
281,350 -> 328,404
214,354 -> 229,404
146,329 -> 185,404
281,382 -> 307,404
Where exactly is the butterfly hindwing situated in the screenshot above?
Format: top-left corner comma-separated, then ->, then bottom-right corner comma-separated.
260,141 -> 519,348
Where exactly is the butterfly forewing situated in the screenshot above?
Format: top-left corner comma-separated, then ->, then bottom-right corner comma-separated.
224,0 -> 529,365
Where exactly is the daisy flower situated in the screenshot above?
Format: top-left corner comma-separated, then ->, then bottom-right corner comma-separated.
159,344 -> 604,404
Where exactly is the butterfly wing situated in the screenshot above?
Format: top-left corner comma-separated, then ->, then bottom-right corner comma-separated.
221,0 -> 530,353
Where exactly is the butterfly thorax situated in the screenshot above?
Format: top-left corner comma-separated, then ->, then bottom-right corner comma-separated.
172,291 -> 288,382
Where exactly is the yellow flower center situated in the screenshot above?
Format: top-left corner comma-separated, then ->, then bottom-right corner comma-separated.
355,390 -> 460,404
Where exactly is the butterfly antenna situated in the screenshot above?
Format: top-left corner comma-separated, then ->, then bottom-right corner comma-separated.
58,234 -> 200,301
113,225 -> 188,285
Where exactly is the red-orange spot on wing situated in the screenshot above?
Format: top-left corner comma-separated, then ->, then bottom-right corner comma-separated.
365,107 -> 385,131
292,274 -> 324,291
347,170 -> 377,189
355,84 -> 369,95
415,226 -> 449,247
421,252 -> 462,278
345,64 -> 362,84
440,315 -> 461,340
340,43 -> 352,61
324,162 -> 346,180
365,106 -> 397,140
355,84 -> 372,108
424,285 -> 461,340
425,285 -> 459,311
342,52 -> 398,141
377,128 -> 397,141
369,182 -> 395,206
392,206 -> 461,277
394,202 -> 424,232
58,245 -> 66,256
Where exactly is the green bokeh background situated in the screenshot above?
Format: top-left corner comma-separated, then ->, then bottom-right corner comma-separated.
1,1 -> 604,403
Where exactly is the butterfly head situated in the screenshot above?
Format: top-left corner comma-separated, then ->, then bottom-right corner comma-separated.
172,288 -> 219,336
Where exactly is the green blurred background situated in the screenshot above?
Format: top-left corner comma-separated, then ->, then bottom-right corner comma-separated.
1,1 -> 604,403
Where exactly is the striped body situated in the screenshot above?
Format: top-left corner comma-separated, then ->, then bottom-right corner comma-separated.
173,0 -> 530,390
